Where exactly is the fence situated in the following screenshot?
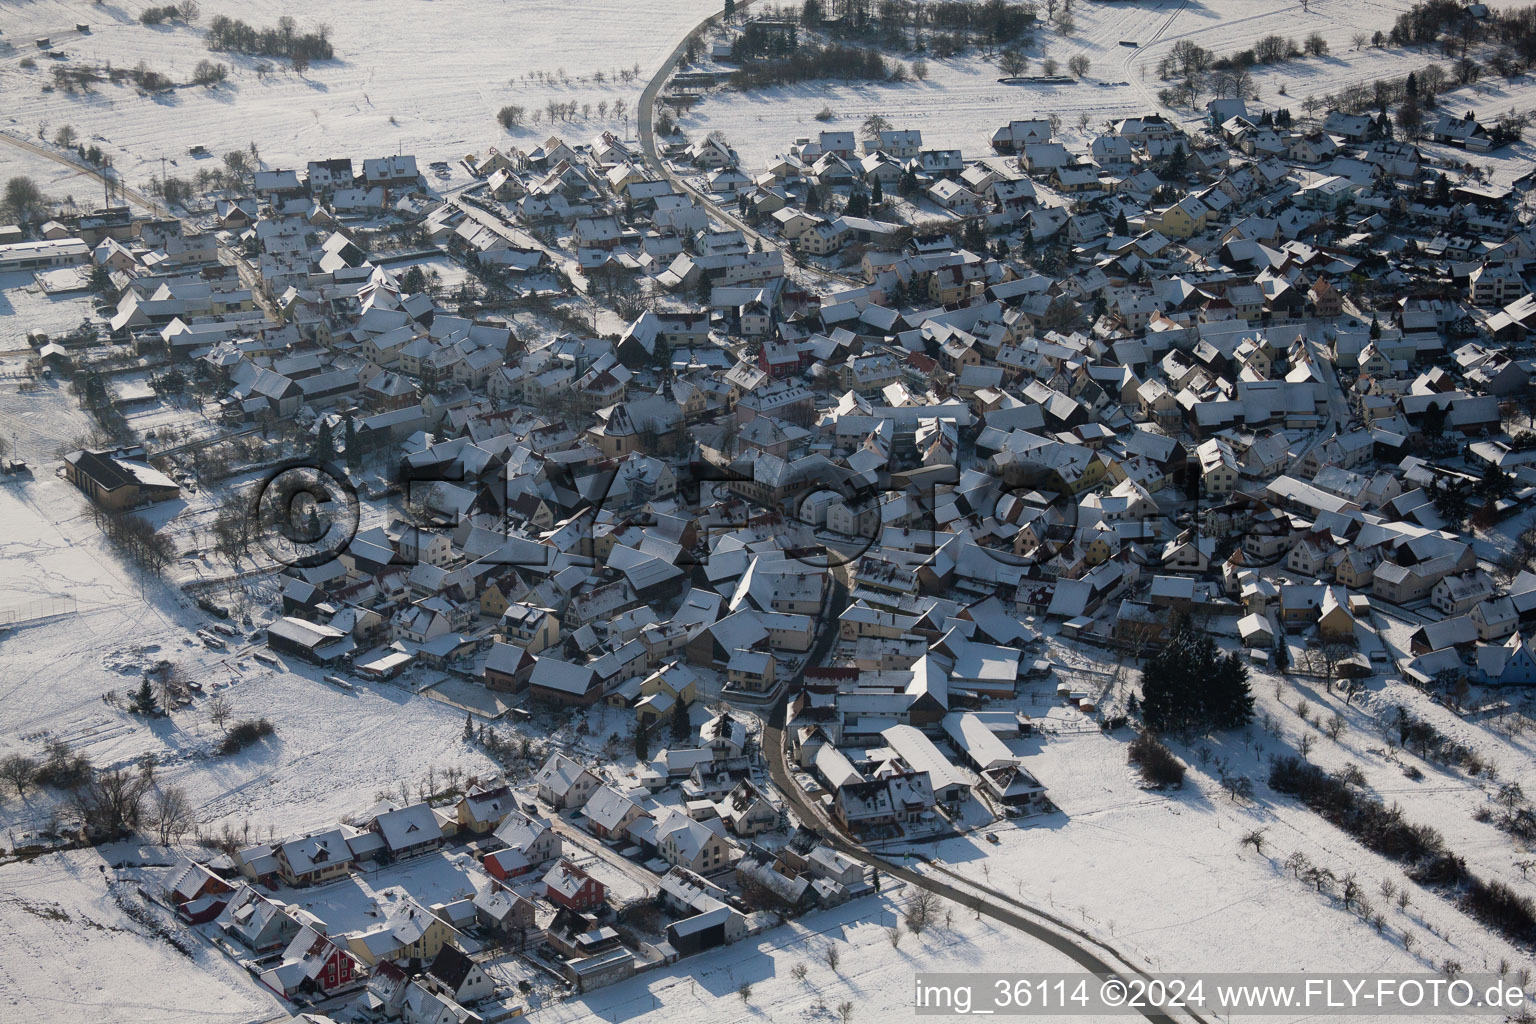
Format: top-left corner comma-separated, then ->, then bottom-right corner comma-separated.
0,595 -> 79,627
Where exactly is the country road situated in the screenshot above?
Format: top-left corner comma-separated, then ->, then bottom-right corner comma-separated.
749,572 -> 1210,1024
635,5 -> 864,288
731,532 -> 1209,1022
0,130 -> 168,218
762,713 -> 1211,1024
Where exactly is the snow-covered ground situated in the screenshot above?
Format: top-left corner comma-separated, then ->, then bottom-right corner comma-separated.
0,0 -> 722,190
680,0 -> 1536,185
888,633 -> 1536,1012
521,880 -> 1117,1024
0,471 -> 501,839
0,847 -> 280,1024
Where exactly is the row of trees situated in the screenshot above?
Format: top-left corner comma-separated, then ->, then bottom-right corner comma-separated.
205,15 -> 334,62
497,96 -> 628,132
1271,754 -> 1536,944
140,2 -> 199,26
86,504 -> 178,577
995,49 -> 1088,78
729,43 -> 910,89
1,740 -> 195,844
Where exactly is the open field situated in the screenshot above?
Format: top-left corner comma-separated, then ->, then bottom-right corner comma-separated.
0,0 -> 721,187
893,627 -> 1536,1006
0,470 -> 501,841
0,847 -> 279,1024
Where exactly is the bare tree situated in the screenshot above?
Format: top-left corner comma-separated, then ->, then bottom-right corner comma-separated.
904,888 -> 941,934
0,754 -> 38,797
72,767 -> 151,839
151,785 -> 194,844
888,923 -> 903,947
998,49 -> 1029,77
1240,827 -> 1267,854
207,694 -> 233,732
1325,712 -> 1347,741
824,943 -> 841,971
838,1000 -> 855,1024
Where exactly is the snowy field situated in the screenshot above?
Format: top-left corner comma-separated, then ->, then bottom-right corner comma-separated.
0,472 -> 501,840
0,0 -> 721,188
0,847 -> 280,1024
884,634 -> 1536,1013
680,0 -> 1536,184
521,881 -> 1121,1024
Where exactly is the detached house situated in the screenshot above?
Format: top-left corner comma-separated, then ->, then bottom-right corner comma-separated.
261,927 -> 368,999
370,803 -> 444,860
276,830 -> 355,887
582,785 -> 646,840
543,860 -> 607,912
535,752 -> 599,809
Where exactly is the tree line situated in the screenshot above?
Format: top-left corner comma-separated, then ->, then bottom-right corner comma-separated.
1271,755 -> 1535,945
729,42 -> 910,89
205,15 -> 334,63
1,740 -> 195,844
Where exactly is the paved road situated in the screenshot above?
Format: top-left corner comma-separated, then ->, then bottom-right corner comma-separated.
634,6 -> 864,288
751,570 -> 1208,1023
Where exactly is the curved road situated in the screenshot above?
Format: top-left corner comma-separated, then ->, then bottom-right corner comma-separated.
635,6 -> 864,287
763,714 -> 1210,1024
753,586 -> 1207,1022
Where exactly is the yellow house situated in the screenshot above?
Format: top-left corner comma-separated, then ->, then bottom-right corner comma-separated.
1081,524 -> 1115,566
478,572 -> 527,619
346,898 -> 455,966
1158,196 -> 1210,240
619,662 -> 698,725
1317,587 -> 1357,640
1048,452 -> 1107,495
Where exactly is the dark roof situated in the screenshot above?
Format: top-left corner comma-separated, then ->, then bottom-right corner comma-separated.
427,944 -> 475,990
65,449 -> 136,492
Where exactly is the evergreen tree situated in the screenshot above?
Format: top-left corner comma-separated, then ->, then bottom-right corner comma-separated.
464,713 -> 474,740
870,178 -> 883,206
725,0 -> 736,17
1139,623 -> 1253,734
1211,652 -> 1254,729
1369,314 -> 1381,340
805,183 -> 822,212
1274,640 -> 1290,673
963,218 -> 987,252
1478,462 -> 1512,501
671,700 -> 691,743
1430,477 -> 1469,528
635,723 -> 650,761
1432,173 -> 1451,205
313,417 -> 336,463
132,677 -> 158,715
1114,208 -> 1129,235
